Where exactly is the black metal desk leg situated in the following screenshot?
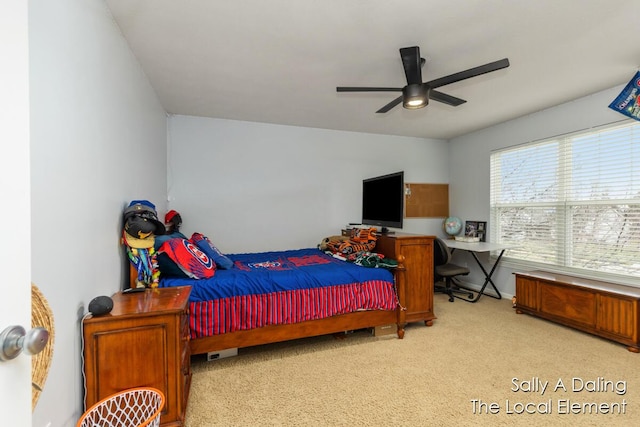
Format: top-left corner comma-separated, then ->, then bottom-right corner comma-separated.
467,250 -> 505,302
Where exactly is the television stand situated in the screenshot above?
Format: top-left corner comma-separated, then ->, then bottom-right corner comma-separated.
379,227 -> 394,235
375,233 -> 437,327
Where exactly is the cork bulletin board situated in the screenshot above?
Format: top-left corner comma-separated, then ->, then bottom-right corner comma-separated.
404,183 -> 449,218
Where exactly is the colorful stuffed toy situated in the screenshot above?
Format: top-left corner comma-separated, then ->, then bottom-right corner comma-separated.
323,227 -> 378,255
318,235 -> 349,251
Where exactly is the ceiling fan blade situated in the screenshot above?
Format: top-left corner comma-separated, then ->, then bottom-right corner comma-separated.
400,46 -> 422,85
426,58 -> 510,89
376,96 -> 403,113
429,90 -> 467,106
337,87 -> 402,92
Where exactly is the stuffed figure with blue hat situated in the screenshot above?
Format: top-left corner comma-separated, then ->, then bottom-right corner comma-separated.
121,200 -> 165,288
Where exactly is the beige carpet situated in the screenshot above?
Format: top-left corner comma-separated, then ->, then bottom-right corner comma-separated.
185,293 -> 639,426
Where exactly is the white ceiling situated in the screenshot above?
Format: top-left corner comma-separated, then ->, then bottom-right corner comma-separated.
105,0 -> 640,140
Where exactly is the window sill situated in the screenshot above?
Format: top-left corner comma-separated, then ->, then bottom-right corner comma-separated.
494,257 -> 640,288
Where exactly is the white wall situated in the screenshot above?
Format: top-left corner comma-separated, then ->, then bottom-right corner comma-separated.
167,115 -> 449,253
448,85 -> 628,297
29,1 -> 167,426
26,4 -> 633,426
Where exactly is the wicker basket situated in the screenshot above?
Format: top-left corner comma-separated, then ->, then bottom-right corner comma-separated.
77,387 -> 165,427
31,283 -> 55,410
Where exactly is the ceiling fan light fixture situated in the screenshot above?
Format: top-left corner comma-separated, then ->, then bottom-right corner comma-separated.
402,84 -> 429,109
337,47 -> 509,113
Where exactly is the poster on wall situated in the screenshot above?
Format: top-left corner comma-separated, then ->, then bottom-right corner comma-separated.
608,71 -> 640,121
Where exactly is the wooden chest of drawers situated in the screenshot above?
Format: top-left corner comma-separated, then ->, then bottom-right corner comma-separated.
375,233 -> 436,327
82,286 -> 192,426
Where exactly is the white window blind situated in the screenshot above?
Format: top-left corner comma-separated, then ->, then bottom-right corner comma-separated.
490,121 -> 640,280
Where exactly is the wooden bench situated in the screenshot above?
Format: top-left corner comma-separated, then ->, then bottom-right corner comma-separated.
514,270 -> 640,353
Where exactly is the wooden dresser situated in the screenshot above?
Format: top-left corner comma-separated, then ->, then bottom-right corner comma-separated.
82,286 -> 192,426
375,233 -> 436,328
515,271 -> 640,352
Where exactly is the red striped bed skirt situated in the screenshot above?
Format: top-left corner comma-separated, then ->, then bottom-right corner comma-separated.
188,280 -> 397,338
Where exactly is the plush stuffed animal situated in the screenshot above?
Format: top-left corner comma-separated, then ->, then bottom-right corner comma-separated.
318,235 -> 349,251
322,228 -> 378,255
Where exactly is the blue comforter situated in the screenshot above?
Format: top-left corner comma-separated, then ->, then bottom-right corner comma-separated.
160,248 -> 394,303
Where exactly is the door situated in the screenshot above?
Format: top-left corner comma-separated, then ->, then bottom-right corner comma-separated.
0,1 -> 32,425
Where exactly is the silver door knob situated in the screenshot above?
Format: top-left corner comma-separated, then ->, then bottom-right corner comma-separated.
0,325 -> 49,361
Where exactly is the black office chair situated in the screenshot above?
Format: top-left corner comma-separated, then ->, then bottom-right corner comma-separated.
433,237 -> 474,302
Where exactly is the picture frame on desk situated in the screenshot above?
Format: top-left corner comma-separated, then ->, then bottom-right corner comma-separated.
465,221 -> 487,242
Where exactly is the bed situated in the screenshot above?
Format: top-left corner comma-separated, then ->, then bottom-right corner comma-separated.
136,246 -> 406,355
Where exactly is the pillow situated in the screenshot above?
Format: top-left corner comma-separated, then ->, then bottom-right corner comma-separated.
156,252 -> 189,278
190,233 -> 234,269
154,231 -> 188,251
158,238 -> 216,279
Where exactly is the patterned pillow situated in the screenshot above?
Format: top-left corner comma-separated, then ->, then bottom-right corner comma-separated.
156,252 -> 189,278
158,238 -> 216,279
154,231 -> 188,251
190,233 -> 234,269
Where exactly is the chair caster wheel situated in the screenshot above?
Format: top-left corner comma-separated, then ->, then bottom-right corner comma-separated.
468,294 -> 474,299
448,297 -> 454,302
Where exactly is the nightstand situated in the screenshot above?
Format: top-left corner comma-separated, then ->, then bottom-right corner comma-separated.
82,286 -> 191,427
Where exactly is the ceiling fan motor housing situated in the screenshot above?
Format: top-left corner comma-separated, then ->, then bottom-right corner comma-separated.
403,84 -> 429,109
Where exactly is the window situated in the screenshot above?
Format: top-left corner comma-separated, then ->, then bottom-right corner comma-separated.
490,121 -> 640,281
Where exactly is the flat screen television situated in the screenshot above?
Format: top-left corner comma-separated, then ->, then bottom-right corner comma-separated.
362,171 -> 404,232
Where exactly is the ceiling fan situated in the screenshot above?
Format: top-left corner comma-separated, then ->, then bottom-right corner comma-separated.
336,46 -> 509,113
